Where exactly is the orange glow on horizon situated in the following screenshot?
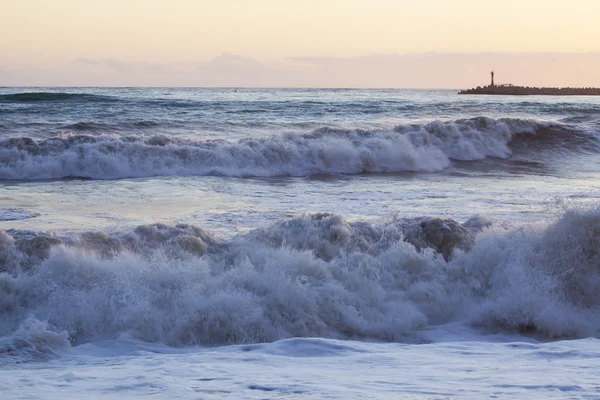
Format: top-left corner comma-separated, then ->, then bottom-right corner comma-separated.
2,0 -> 600,86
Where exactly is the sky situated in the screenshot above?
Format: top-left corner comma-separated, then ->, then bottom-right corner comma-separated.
2,0 -> 600,87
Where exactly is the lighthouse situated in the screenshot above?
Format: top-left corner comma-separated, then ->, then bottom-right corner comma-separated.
490,71 -> 495,87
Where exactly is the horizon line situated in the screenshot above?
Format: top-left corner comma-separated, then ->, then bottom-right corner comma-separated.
1,86 -> 465,90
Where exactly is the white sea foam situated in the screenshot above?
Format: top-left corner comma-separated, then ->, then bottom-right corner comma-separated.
2,208 -> 600,359
0,208 -> 39,221
0,118 -> 579,180
0,318 -> 70,363
2,334 -> 600,398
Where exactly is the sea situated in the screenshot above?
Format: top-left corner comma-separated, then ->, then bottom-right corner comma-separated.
1,88 -> 600,399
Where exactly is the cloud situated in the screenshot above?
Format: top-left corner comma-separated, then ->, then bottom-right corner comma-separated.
62,53 -> 337,87
104,58 -> 129,72
286,53 -> 600,88
206,53 -> 263,67
71,58 -> 175,75
4,52 -> 600,87
72,57 -> 101,66
0,67 -> 13,86
0,66 -> 13,77
194,53 -> 280,86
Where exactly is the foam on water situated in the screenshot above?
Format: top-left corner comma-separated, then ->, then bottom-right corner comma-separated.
0,318 -> 71,363
2,88 -> 600,397
0,208 -> 38,221
0,117 -> 590,180
2,208 -> 600,362
2,334 -> 600,399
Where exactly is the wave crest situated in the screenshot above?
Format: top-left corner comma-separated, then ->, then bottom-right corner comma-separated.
0,117 -> 586,180
2,208 -> 600,348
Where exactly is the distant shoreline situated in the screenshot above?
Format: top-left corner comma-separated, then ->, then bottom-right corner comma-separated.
459,85 -> 600,96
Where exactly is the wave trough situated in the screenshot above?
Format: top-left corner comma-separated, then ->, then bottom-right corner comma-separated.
0,92 -> 115,103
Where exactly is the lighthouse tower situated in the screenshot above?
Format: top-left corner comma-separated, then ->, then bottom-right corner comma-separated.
490,71 -> 495,87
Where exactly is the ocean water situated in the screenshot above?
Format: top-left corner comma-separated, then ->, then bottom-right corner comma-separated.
1,88 -> 600,399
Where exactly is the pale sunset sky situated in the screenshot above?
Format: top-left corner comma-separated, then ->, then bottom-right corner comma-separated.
2,0 -> 600,87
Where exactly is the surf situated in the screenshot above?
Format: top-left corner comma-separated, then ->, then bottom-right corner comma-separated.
2,208 -> 600,355
0,117 -> 592,181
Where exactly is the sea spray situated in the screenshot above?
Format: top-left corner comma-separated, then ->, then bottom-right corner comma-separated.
0,117 -> 590,180
2,209 -> 600,353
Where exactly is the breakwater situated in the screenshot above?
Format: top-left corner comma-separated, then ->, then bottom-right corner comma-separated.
459,86 -> 600,95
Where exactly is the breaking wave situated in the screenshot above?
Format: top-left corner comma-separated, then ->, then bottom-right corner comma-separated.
0,117 -> 592,180
0,208 -> 39,221
2,208 -> 600,357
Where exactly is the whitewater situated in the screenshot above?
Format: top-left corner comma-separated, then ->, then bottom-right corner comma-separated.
2,88 -> 600,399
